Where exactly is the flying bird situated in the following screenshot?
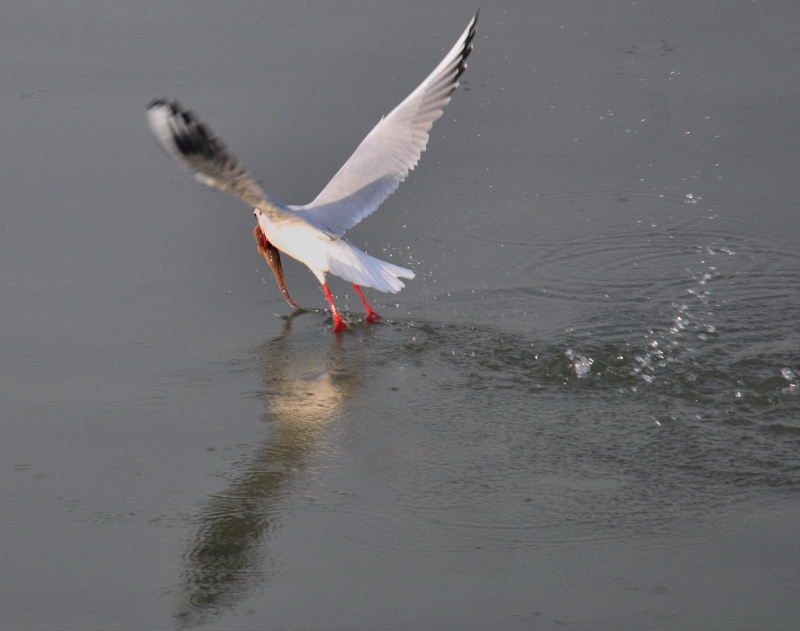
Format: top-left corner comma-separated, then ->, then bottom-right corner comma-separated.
147,12 -> 478,332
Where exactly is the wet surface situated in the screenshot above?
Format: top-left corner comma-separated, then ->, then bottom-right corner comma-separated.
2,1 -> 800,629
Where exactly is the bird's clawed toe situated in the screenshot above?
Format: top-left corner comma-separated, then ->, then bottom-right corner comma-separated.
332,313 -> 350,333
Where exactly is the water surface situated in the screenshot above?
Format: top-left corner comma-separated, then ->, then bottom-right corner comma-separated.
2,1 -> 800,629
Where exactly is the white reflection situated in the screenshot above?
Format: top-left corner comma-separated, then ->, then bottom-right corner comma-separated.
174,315 -> 365,627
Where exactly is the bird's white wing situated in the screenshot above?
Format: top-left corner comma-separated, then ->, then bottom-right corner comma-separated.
146,99 -> 269,209
288,12 -> 478,236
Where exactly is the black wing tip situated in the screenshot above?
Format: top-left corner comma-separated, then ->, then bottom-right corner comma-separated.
147,97 -> 180,112
468,10 -> 479,41
147,98 -> 195,122
147,97 -> 226,161
147,97 -> 166,110
466,11 -> 479,50
454,12 -> 479,82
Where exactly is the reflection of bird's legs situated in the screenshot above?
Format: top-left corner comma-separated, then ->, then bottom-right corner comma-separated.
253,225 -> 306,311
352,284 -> 382,323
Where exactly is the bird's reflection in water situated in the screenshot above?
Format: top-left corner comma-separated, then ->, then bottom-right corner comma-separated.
175,313 -> 366,627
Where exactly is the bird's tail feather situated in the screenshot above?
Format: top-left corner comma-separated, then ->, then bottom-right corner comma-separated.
326,242 -> 414,293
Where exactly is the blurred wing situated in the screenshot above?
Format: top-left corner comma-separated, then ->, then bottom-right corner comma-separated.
147,99 -> 268,209
289,12 -> 478,236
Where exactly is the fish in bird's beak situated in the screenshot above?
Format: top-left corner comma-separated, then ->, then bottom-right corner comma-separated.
253,224 -> 306,312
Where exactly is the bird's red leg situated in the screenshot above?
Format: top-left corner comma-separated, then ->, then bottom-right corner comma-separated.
352,284 -> 382,323
322,283 -> 349,333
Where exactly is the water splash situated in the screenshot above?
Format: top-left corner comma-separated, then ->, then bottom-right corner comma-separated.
565,348 -> 594,378
780,367 -> 798,394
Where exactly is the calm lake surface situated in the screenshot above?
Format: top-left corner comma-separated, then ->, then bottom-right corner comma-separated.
2,1 -> 800,629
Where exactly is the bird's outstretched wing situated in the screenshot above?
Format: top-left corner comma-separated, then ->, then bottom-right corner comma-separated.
288,12 -> 478,236
146,99 -> 269,209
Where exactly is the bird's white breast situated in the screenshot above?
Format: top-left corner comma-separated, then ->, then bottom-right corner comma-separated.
255,208 -> 333,284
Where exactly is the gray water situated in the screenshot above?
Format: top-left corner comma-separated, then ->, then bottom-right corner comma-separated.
2,1 -> 800,629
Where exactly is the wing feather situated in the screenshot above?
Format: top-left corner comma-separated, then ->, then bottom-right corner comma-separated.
146,99 -> 269,209
289,12 -> 478,236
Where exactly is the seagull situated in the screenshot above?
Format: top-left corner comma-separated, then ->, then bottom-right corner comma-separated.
147,12 -> 478,332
